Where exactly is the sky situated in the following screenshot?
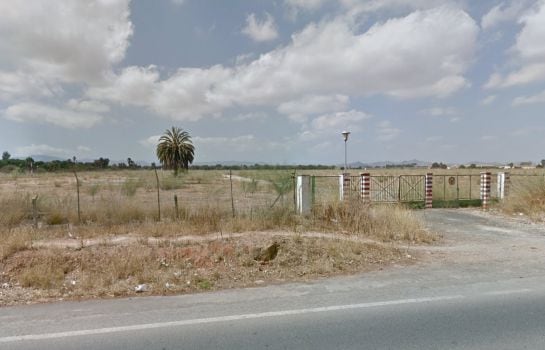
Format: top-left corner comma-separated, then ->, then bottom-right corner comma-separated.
1,0 -> 544,165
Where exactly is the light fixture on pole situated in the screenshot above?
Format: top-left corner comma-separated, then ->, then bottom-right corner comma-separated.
341,130 -> 350,171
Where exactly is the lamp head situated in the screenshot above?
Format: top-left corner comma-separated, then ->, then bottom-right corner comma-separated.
341,130 -> 350,141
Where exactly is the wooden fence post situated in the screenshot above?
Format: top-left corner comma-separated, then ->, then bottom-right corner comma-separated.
73,170 -> 81,223
153,163 -> 161,221
32,195 -> 38,228
229,169 -> 235,218
174,194 -> 179,219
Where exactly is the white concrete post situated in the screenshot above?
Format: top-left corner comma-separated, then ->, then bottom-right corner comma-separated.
296,175 -> 311,215
497,172 -> 505,200
339,173 -> 350,201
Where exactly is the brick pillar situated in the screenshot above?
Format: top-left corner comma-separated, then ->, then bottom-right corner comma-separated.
425,173 -> 433,209
480,172 -> 491,210
360,173 -> 370,203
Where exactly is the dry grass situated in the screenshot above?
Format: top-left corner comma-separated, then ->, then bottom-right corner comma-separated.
1,234 -> 411,305
0,228 -> 33,261
0,194 -> 29,228
500,177 -> 545,220
311,200 -> 434,242
0,169 -> 440,305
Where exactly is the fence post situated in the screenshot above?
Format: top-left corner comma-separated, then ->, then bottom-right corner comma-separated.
32,195 -> 38,228
229,169 -> 235,218
73,169 -> 81,223
339,175 -> 343,201
425,173 -> 433,209
497,172 -> 505,200
480,172 -> 491,210
360,173 -> 370,203
311,176 -> 316,206
296,175 -> 311,215
504,172 -> 510,198
153,163 -> 161,221
341,173 -> 351,200
174,194 -> 179,219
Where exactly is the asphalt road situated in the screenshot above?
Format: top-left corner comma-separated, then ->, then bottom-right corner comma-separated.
2,209 -> 545,349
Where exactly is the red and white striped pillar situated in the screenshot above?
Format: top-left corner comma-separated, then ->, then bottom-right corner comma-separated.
425,173 -> 433,209
360,173 -> 370,203
480,172 -> 491,210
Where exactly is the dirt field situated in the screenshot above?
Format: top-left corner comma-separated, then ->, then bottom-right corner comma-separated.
0,170 -> 436,306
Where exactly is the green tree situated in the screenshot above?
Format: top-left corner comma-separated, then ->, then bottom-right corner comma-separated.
2,151 -> 10,161
156,127 -> 195,175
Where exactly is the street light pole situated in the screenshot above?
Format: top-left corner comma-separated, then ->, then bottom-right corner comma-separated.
342,131 -> 350,171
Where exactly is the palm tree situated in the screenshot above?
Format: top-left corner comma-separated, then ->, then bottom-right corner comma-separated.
156,127 -> 195,175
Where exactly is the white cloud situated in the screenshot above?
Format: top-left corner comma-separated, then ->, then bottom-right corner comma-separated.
481,95 -> 497,105
512,89 -> 545,105
285,0 -> 330,18
233,112 -> 267,121
0,1 -> 132,87
87,65 -> 160,107
15,144 -> 73,157
139,135 -> 161,148
481,1 -> 532,29
3,102 -> 102,128
485,1 -> 545,88
340,0 -> 460,16
89,6 -> 478,120
0,71 -> 61,101
242,13 -> 279,42
285,0 -> 329,11
66,99 -> 110,113
193,135 -> 257,153
277,94 -> 349,122
420,107 -> 457,116
300,109 -> 370,141
376,120 -> 401,141
312,110 -> 369,131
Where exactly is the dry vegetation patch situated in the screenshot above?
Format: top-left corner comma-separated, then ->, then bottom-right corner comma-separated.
0,170 -> 437,306
0,234 -> 413,306
500,177 -> 545,221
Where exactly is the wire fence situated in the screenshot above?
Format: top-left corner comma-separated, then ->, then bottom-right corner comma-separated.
0,170 -> 300,225
2,170 -> 545,226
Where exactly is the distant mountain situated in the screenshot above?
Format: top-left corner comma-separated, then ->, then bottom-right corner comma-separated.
193,161 -> 267,166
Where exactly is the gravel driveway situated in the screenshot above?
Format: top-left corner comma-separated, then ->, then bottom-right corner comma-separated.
413,208 -> 545,283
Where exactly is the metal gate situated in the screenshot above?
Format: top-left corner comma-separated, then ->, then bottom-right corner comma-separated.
370,175 -> 425,203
